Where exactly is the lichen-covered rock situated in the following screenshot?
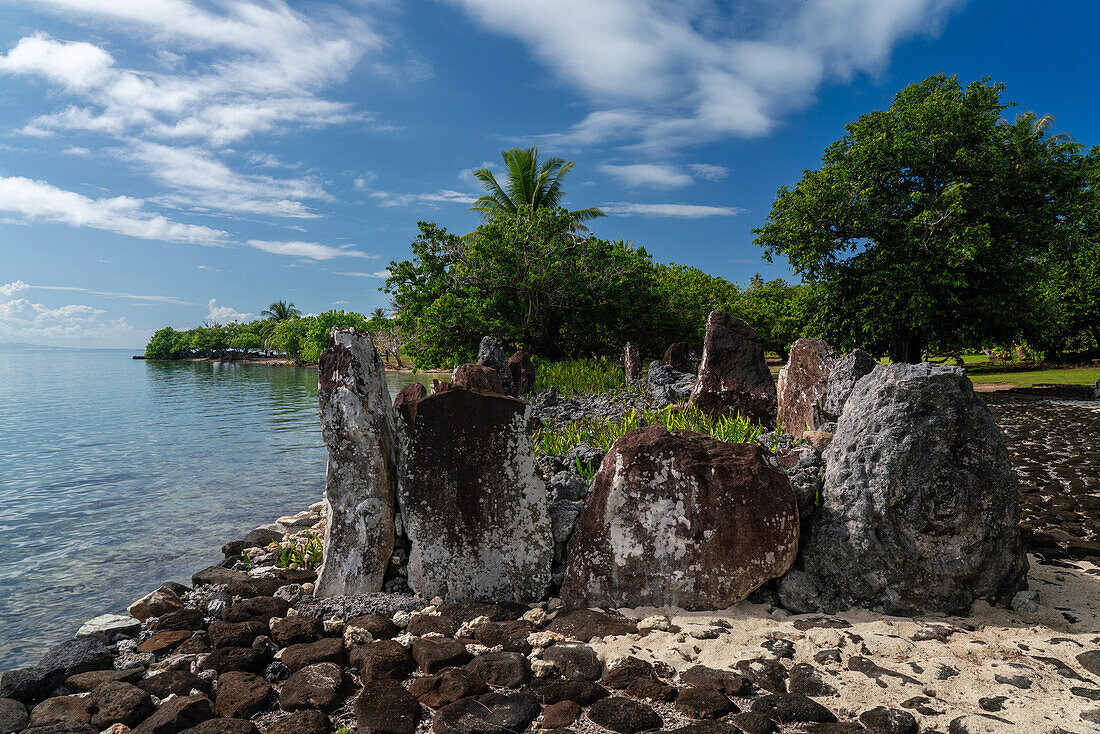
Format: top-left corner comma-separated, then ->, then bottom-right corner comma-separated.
647,362 -> 695,408
315,328 -> 398,597
821,348 -> 876,418
778,363 -> 1028,615
561,425 -> 799,610
776,338 -> 836,438
452,364 -> 505,394
688,311 -> 776,425
624,343 -> 641,383
477,337 -> 512,393
396,387 -> 553,602
508,350 -> 536,397
663,342 -> 699,374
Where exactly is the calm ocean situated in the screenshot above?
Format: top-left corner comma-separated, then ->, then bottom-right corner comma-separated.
0,347 -> 432,670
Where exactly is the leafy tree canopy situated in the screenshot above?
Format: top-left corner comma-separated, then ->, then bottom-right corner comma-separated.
754,74 -> 1088,362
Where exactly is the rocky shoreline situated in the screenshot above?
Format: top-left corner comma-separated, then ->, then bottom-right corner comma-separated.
4,318 -> 1099,734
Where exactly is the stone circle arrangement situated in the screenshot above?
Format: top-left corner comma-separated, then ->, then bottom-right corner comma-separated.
3,310 -> 1098,734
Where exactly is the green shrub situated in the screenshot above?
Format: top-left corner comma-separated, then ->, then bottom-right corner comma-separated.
534,358 -> 627,397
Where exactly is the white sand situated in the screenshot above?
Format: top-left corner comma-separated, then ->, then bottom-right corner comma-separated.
586,556 -> 1100,732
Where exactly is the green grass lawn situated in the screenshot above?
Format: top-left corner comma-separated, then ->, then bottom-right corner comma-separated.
966,366 -> 1100,387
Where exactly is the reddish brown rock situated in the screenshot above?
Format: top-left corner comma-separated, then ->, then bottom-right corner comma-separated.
688,311 -> 776,425
89,681 -> 155,728
392,381 -> 427,411
315,327 -> 398,597
29,696 -> 92,727
130,694 -> 213,734
281,638 -> 346,673
663,342 -> 698,373
452,363 -> 505,394
624,343 -> 641,382
279,662 -> 346,713
137,630 -> 192,655
395,387 -> 552,602
214,672 -> 271,720
776,338 -> 836,438
508,350 -> 535,396
270,616 -> 324,647
561,425 -> 799,610
351,640 -> 414,682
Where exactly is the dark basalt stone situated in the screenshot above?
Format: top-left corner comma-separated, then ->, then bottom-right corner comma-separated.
507,350 -> 535,397
266,709 -> 332,734
213,672 -> 271,720
278,662 -> 346,713
452,364 -> 505,394
585,697 -> 662,734
130,694 -> 213,734
750,693 -> 837,724
88,681 -> 154,728
351,640 -> 415,682
138,670 -> 213,699
355,679 -> 422,734
545,609 -> 638,641
38,638 -> 112,678
663,342 -> 698,374
688,311 -> 776,424
280,638 -> 346,673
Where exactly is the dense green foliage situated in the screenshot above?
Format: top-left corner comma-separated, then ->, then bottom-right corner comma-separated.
754,74 -> 1095,362
533,358 -> 627,397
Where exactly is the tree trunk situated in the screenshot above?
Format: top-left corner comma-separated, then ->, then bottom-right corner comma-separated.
890,334 -> 924,364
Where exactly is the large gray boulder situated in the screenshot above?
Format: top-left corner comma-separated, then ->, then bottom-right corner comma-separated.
778,363 -> 1028,615
561,425 -> 799,610
688,311 -> 776,425
821,348 -> 876,418
477,337 -> 511,393
315,328 -> 399,597
776,338 -> 836,437
395,387 -> 553,602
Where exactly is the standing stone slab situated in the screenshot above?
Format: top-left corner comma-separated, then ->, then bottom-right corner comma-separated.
396,387 -> 552,602
778,363 -> 1028,615
315,328 -> 398,597
624,343 -> 641,383
561,425 -> 799,610
477,337 -> 512,393
821,349 -> 876,419
776,339 -> 836,438
689,311 -> 776,425
663,342 -> 698,374
452,363 -> 505,394
508,350 -> 536,397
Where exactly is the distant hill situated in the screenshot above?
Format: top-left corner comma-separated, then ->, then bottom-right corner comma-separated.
0,341 -> 66,350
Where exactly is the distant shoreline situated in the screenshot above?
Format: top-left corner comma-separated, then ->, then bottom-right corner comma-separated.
133,354 -> 426,373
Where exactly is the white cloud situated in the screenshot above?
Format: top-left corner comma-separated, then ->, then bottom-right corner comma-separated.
247,240 -> 372,261
0,295 -> 141,346
206,298 -> 253,323
124,142 -> 329,218
0,175 -> 229,245
450,0 -> 966,150
246,151 -> 299,169
0,281 -> 30,297
336,270 -> 391,279
599,163 -> 692,189
369,189 -> 477,208
688,163 -> 729,181
601,202 -> 746,218
0,33 -> 114,91
11,283 -> 192,305
353,172 -> 377,190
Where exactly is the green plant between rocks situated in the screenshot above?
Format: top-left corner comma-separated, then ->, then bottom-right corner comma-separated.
534,358 -> 629,397
271,532 -> 324,571
533,403 -> 768,456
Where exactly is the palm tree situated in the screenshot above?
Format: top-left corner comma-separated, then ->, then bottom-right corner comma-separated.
261,301 -> 301,322
470,147 -> 605,232
371,307 -> 387,321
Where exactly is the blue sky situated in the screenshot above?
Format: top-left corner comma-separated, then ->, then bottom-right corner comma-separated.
0,0 -> 1097,348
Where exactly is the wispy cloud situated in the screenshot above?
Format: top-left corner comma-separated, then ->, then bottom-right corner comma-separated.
688,163 -> 729,181
369,189 -> 477,208
0,175 -> 229,245
247,239 -> 373,261
601,202 -> 746,218
2,281 -> 193,306
599,163 -> 693,189
336,270 -> 391,279
0,295 -> 141,345
450,0 -> 966,150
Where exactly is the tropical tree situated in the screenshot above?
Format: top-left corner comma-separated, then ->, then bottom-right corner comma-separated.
753,74 -> 1085,362
261,300 -> 301,322
470,147 -> 605,232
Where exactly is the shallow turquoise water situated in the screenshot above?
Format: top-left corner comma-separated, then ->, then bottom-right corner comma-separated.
0,347 -> 435,670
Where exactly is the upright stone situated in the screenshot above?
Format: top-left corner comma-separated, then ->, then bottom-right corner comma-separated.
663,342 -> 698,374
392,382 -> 427,412
1093,378 -> 1100,400
508,350 -> 536,397
315,328 -> 398,597
395,387 -> 553,602
776,339 -> 836,438
778,363 -> 1028,615
821,349 -> 876,419
477,337 -> 512,393
623,343 -> 641,383
688,311 -> 776,425
561,425 -> 799,610
452,364 -> 505,394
